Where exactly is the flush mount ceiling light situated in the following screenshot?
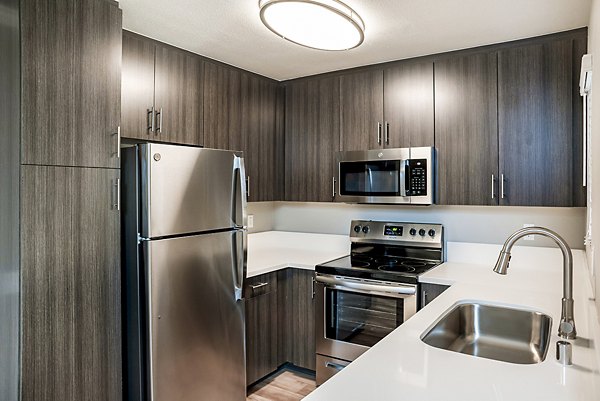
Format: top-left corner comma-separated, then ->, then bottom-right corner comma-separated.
258,0 -> 365,51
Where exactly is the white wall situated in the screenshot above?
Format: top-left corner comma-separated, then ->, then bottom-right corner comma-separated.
249,202 -> 586,249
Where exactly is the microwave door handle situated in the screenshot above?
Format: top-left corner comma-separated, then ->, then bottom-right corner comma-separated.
400,160 -> 409,197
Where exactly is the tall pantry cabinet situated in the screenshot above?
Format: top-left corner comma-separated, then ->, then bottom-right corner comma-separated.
20,0 -> 123,400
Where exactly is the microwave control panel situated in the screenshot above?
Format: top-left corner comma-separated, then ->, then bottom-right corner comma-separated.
407,159 -> 427,196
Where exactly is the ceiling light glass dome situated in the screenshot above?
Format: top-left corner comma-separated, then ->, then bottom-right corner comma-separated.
259,0 -> 365,51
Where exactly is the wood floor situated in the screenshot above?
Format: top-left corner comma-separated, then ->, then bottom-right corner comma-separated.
247,368 -> 316,401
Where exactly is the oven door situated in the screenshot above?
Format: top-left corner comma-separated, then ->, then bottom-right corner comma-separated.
315,275 -> 417,362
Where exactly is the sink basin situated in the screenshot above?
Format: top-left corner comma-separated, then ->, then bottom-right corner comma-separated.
421,302 -> 552,364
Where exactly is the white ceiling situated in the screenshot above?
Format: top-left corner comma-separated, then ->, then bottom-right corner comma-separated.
120,0 -> 592,81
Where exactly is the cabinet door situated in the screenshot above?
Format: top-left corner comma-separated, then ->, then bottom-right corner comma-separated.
203,62 -> 242,150
384,61 -> 434,148
121,32 -> 156,140
21,166 -> 121,401
245,273 -> 279,385
285,77 -> 340,202
498,39 -> 574,206
278,269 -> 316,371
420,283 -> 450,308
154,44 -> 204,145
340,70 -> 384,150
435,52 -> 499,205
21,0 -> 122,168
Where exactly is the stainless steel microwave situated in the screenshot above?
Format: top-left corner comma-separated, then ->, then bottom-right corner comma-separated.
334,147 -> 434,205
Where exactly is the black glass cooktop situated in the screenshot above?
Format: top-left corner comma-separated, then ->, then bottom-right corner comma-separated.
316,253 -> 441,284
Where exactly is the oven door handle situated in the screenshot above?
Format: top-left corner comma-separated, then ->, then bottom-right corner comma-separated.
315,275 -> 416,298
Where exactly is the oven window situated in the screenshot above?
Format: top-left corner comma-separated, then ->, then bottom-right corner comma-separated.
325,288 -> 404,347
339,160 -> 402,196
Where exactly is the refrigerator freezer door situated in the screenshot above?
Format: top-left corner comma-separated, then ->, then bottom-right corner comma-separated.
145,230 -> 246,401
140,143 -> 247,238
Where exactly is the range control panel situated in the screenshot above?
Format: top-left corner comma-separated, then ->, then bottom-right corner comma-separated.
350,220 -> 443,248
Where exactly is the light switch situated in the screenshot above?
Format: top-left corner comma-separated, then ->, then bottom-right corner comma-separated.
248,214 -> 254,228
523,224 -> 534,241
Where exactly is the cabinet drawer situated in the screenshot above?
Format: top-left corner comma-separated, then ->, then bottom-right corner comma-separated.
245,273 -> 277,298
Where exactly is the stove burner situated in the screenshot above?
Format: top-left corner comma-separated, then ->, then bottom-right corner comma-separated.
351,255 -> 373,263
377,265 -> 416,273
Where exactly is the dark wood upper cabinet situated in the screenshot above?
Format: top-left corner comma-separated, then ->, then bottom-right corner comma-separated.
435,52 -> 499,205
384,62 -> 434,148
154,44 -> 204,145
204,63 -> 280,201
121,31 -> 155,140
21,0 -> 122,168
285,76 -> 340,202
21,165 -> 121,401
498,38 -> 580,206
203,62 -> 242,150
121,32 -> 204,145
340,70 -> 384,151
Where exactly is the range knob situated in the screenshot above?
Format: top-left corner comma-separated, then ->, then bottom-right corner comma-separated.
353,225 -> 362,233
409,228 -> 417,236
428,229 -> 436,238
418,229 -> 426,236
362,226 -> 370,234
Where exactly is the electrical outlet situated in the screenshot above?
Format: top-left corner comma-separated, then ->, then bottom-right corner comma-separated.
248,214 -> 254,228
523,224 -> 534,240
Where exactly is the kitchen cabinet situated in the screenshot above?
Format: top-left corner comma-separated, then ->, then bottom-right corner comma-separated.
435,52 -> 499,205
285,76 -> 340,202
245,273 -> 279,386
121,31 -> 204,145
21,165 -> 121,401
420,283 -> 450,308
204,62 -> 281,201
340,70 -> 384,150
21,0 -> 122,168
339,63 -> 434,151
383,62 -> 434,148
498,37 -> 586,206
278,269 -> 316,370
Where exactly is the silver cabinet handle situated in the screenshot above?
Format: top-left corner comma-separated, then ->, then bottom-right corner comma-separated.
325,362 -> 346,371
377,122 -> 382,145
111,126 -> 121,159
501,174 -> 505,199
113,178 -> 120,211
491,174 -> 495,199
385,122 -> 390,145
332,176 -> 336,198
155,107 -> 163,134
250,282 -> 268,290
421,290 -> 428,307
147,107 -> 155,133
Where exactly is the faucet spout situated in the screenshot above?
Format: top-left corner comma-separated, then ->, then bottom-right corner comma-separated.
493,226 -> 576,339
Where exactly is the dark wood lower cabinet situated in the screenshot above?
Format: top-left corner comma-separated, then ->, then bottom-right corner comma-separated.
420,283 -> 450,309
245,268 -> 316,387
21,165 -> 121,401
245,273 -> 279,385
278,269 -> 316,371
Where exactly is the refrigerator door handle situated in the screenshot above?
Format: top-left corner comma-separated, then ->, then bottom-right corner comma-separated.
233,230 -> 246,302
232,155 -> 248,229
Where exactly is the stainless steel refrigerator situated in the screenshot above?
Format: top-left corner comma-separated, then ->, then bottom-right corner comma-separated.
122,143 -> 247,401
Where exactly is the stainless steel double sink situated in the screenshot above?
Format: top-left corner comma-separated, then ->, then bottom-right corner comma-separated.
421,302 -> 552,364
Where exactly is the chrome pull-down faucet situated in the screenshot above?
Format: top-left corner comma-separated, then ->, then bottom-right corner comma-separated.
494,226 -> 576,339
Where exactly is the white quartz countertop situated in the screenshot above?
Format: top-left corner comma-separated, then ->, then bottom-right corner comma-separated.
304,242 -> 600,401
246,231 -> 349,278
